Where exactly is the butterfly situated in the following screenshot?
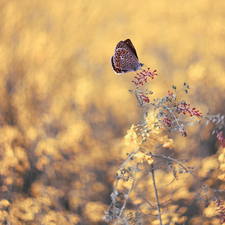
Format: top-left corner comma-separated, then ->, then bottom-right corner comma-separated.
111,39 -> 143,75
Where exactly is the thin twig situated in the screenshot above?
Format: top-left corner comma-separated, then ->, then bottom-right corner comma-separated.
152,154 -> 225,198
114,163 -> 139,225
117,147 -> 140,171
150,162 -> 162,225
157,177 -> 176,190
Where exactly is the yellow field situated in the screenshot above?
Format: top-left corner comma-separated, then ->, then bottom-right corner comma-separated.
0,0 -> 224,224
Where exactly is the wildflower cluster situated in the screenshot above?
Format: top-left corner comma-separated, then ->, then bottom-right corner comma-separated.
106,67 -> 225,225
124,116 -> 175,150
131,75 -> 203,137
131,68 -> 157,104
140,93 -> 150,103
132,68 -> 157,89
177,101 -> 202,118
148,83 -> 202,137
163,117 -> 171,127
179,129 -> 187,137
167,90 -> 173,99
215,199 -> 225,224
204,113 -> 225,148
216,131 -> 225,148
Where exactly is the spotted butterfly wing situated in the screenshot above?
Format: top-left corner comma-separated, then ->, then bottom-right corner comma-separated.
115,40 -> 126,49
123,39 -> 138,59
110,56 -> 123,74
111,39 -> 143,75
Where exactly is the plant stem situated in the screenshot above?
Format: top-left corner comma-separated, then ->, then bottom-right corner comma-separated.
152,154 -> 224,198
134,89 -> 145,123
141,106 -> 145,123
114,163 -> 139,225
151,162 -> 162,225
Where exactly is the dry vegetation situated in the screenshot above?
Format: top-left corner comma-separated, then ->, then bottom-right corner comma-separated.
0,0 -> 225,224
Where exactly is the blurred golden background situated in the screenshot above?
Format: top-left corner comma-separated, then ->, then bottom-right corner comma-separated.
0,0 -> 225,224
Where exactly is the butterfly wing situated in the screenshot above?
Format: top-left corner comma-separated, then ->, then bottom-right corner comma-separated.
111,39 -> 143,75
111,48 -> 141,74
124,39 -> 138,59
110,56 -> 123,75
115,41 -> 125,50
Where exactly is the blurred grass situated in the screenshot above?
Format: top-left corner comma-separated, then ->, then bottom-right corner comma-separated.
0,0 -> 225,224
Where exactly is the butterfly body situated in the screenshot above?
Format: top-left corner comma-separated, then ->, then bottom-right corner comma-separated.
111,39 -> 143,75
